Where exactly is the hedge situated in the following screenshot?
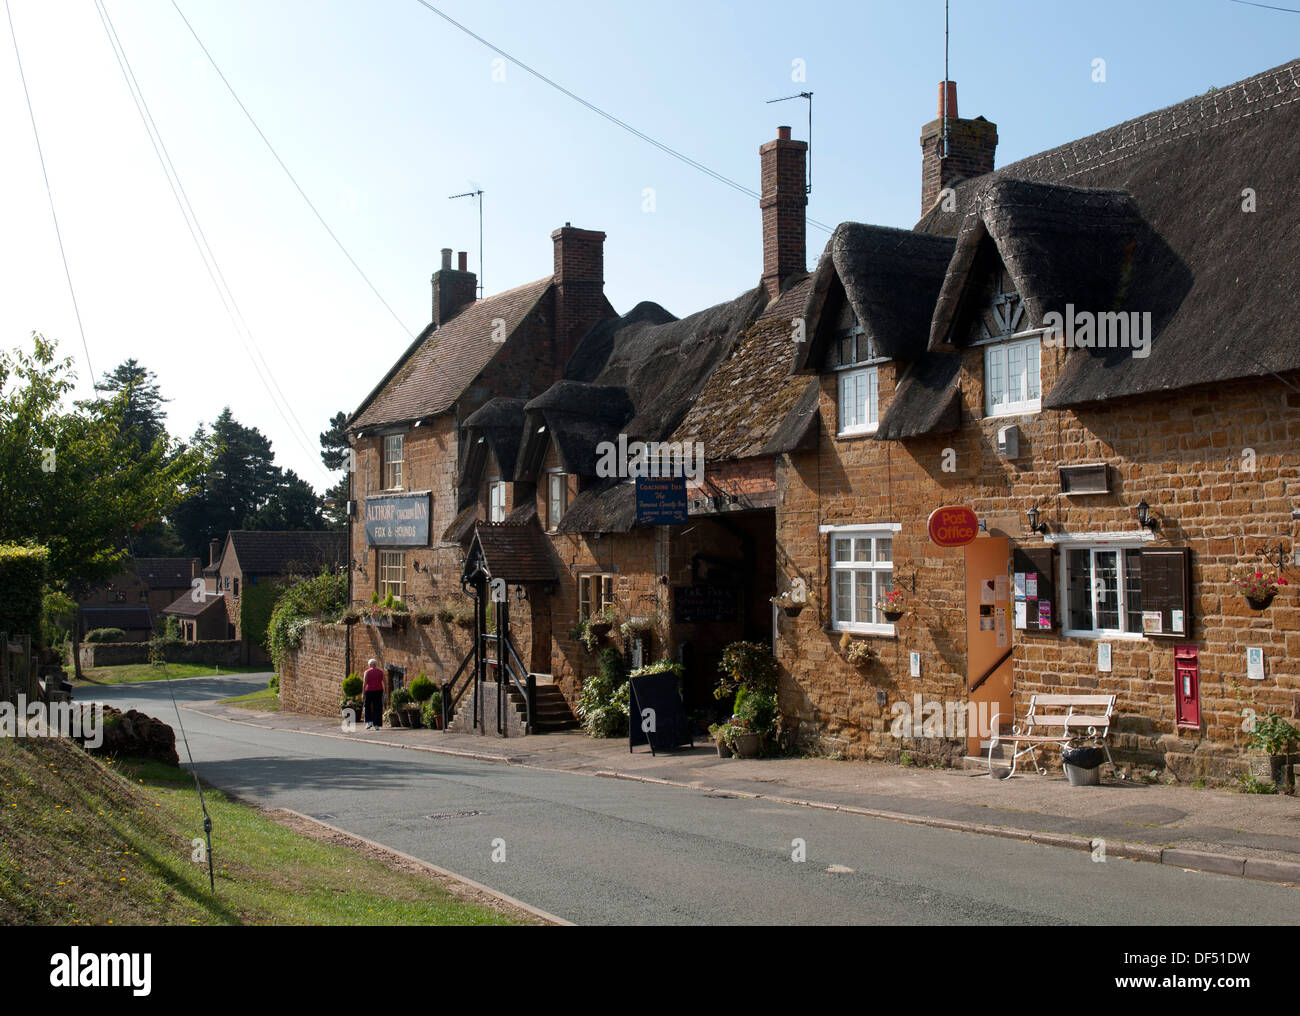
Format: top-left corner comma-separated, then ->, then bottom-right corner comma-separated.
0,544 -> 48,643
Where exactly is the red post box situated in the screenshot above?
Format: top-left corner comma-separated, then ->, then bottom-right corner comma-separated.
1174,645 -> 1200,729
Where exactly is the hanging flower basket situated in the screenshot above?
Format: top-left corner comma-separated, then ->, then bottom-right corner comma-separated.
782,604 -> 805,618
770,590 -> 806,617
1232,565 -> 1286,611
1247,593 -> 1275,610
875,589 -> 908,622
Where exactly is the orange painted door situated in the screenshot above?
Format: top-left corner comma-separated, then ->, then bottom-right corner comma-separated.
965,537 -> 1014,757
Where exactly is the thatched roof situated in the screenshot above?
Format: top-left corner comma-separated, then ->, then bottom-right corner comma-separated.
928,180 -> 1148,352
515,381 -> 636,480
460,398 -> 527,501
554,479 -> 638,535
916,58 -> 1300,407
873,353 -> 963,441
796,225 -> 955,371
673,276 -> 819,461
348,276 -> 553,430
571,287 -> 769,441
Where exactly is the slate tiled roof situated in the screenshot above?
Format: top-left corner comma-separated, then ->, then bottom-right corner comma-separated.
135,557 -> 199,589
349,277 -> 553,429
160,591 -> 225,619
225,531 -> 346,575
672,275 -> 819,462
471,518 -> 557,583
79,606 -> 153,631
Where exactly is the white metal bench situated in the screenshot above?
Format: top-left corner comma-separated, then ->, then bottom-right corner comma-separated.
988,693 -> 1116,780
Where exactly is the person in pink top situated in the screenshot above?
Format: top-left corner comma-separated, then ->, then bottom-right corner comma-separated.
362,658 -> 387,729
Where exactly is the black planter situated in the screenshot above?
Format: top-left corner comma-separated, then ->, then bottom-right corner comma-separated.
781,605 -> 805,618
882,610 -> 905,622
1247,594 -> 1275,610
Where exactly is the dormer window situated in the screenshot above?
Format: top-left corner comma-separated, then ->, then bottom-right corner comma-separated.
489,479 -> 507,522
833,309 -> 879,437
976,285 -> 1042,418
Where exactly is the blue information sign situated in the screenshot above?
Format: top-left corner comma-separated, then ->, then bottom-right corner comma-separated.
635,476 -> 688,525
364,492 -> 431,546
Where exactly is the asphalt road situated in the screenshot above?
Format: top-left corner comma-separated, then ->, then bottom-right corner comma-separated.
84,675 -> 1300,926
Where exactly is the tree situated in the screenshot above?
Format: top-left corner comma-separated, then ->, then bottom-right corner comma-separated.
320,410 -> 351,530
243,469 -> 325,531
84,358 -> 169,459
0,334 -> 203,675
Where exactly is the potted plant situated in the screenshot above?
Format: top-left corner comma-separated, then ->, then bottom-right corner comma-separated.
383,708 -> 400,729
409,673 -> 437,728
770,590 -> 806,618
340,673 -> 364,719
1232,567 -> 1287,610
436,600 -> 457,624
715,641 -> 780,699
389,687 -> 415,727
839,632 -> 874,670
875,588 -> 908,622
619,613 -> 661,640
587,603 -> 618,639
1248,712 -> 1299,791
341,609 -> 361,626
422,691 -> 444,731
414,608 -> 437,626
708,722 -> 733,758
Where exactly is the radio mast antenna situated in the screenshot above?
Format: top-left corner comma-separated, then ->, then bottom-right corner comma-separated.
764,91 -> 813,193
448,189 -> 484,297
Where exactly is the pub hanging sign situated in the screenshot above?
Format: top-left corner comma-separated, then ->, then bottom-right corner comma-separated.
364,491 -> 431,547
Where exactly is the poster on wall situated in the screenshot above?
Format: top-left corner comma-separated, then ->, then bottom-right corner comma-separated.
1171,609 -> 1185,635
981,579 -> 996,605
1246,647 -> 1265,681
1142,611 -> 1163,636
1014,573 -> 1026,599
994,575 -> 1008,604
1037,601 -> 1051,628
1025,573 -> 1038,598
1098,643 -> 1112,673
1014,601 -> 1027,629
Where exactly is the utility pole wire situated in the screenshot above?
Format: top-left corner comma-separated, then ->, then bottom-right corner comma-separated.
171,0 -> 415,339
97,0 -> 331,481
411,0 -> 835,234
5,0 -> 95,384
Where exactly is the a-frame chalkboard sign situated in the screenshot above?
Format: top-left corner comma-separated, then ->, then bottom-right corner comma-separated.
628,672 -> 694,755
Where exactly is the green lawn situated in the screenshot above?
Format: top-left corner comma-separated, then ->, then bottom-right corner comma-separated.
0,738 -> 535,926
216,686 -> 280,712
75,663 -> 269,686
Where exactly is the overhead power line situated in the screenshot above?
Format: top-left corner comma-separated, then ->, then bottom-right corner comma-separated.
410,0 -> 835,235
171,0 -> 415,339
1227,0 -> 1300,12
5,0 -> 95,383
95,0 -> 330,480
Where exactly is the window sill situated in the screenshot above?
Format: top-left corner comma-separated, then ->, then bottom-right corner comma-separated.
835,425 -> 879,441
984,404 -> 1040,419
829,623 -> 896,638
1061,630 -> 1146,642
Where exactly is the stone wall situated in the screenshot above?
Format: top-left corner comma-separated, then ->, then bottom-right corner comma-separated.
78,640 -> 244,670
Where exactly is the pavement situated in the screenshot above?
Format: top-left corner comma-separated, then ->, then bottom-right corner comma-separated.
189,694 -> 1300,885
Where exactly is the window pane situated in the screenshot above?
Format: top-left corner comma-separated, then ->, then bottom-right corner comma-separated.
1124,551 -> 1143,632
1067,549 -> 1093,631
833,537 -> 851,563
876,573 -> 894,624
867,368 -> 878,426
853,538 -> 871,563
855,373 -> 868,425
838,374 -> 854,430
854,572 -> 872,624
835,572 -> 851,623
1007,343 -> 1025,403
876,538 -> 892,563
987,347 -> 1005,407
1094,550 -> 1120,630
1026,340 -> 1041,400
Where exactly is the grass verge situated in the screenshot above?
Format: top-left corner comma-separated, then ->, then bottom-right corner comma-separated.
76,663 -> 269,686
0,738 -> 536,926
216,687 -> 280,712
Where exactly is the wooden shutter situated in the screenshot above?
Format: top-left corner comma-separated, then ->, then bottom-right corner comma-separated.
1139,547 -> 1192,639
1012,545 -> 1058,634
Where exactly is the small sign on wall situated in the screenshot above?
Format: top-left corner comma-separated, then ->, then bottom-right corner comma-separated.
910,652 -> 920,678
1097,643 -> 1112,673
1246,647 -> 1265,681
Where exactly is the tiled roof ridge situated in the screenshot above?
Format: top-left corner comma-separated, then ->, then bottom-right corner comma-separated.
1003,60 -> 1300,184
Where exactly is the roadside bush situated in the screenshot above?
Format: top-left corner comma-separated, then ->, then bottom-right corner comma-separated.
0,544 -> 47,643
85,628 -> 127,644
577,647 -> 630,739
409,674 -> 435,702
341,673 -> 363,698
40,588 -> 76,648
266,571 -> 347,667
268,674 -> 279,694
422,693 -> 443,729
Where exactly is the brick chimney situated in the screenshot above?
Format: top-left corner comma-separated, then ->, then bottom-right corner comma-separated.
920,81 -> 998,216
551,224 -> 609,370
431,247 -> 477,326
208,538 -> 220,568
759,126 -> 808,302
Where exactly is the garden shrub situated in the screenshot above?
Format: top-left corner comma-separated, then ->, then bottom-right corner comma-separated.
0,544 -> 48,642
84,627 -> 127,643
577,647 -> 630,738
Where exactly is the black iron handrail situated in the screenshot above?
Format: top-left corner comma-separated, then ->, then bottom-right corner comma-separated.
440,645 -> 476,729
969,647 -> 1013,695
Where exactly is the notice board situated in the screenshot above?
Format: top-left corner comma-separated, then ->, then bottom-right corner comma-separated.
1011,546 -> 1058,633
673,584 -> 740,624
628,672 -> 694,754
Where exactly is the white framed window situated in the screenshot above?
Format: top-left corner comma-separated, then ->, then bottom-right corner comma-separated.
546,471 -> 567,532
984,336 -> 1041,416
827,525 -> 897,634
1062,544 -> 1144,638
838,367 -> 879,436
578,574 -> 614,620
488,480 -> 507,522
378,550 -> 406,600
383,434 -> 404,490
